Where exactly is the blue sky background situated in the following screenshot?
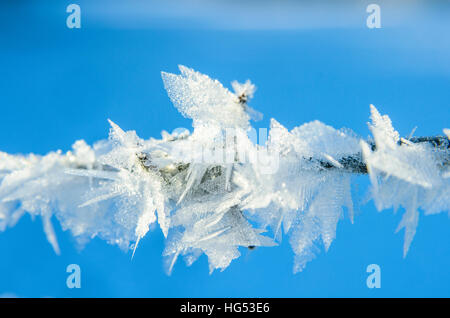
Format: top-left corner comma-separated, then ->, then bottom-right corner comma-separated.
0,0 -> 449,297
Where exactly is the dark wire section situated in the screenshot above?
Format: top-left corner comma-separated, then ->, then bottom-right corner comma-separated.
318,135 -> 450,174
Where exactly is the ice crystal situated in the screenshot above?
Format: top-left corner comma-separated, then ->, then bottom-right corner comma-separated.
361,105 -> 449,256
0,66 -> 448,273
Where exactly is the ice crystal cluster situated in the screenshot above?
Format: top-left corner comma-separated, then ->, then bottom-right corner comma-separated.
0,66 -> 448,273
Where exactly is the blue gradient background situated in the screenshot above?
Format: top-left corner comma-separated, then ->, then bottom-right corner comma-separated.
0,1 -> 449,297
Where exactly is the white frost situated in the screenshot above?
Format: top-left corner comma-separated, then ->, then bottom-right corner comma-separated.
362,105 -> 449,256
0,67 -> 448,273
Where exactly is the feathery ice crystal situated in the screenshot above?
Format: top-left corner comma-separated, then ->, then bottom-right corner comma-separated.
0,66 -> 448,273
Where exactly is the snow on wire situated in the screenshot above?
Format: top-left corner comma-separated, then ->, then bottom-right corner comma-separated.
0,65 -> 448,274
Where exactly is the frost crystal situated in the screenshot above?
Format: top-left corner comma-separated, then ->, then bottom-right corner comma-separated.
0,66 -> 448,274
361,105 -> 449,256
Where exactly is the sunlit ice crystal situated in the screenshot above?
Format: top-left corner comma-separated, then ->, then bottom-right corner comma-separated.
0,140 -> 97,254
0,66 -> 448,274
161,65 -> 256,130
362,105 -> 449,256
239,117 -> 357,272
